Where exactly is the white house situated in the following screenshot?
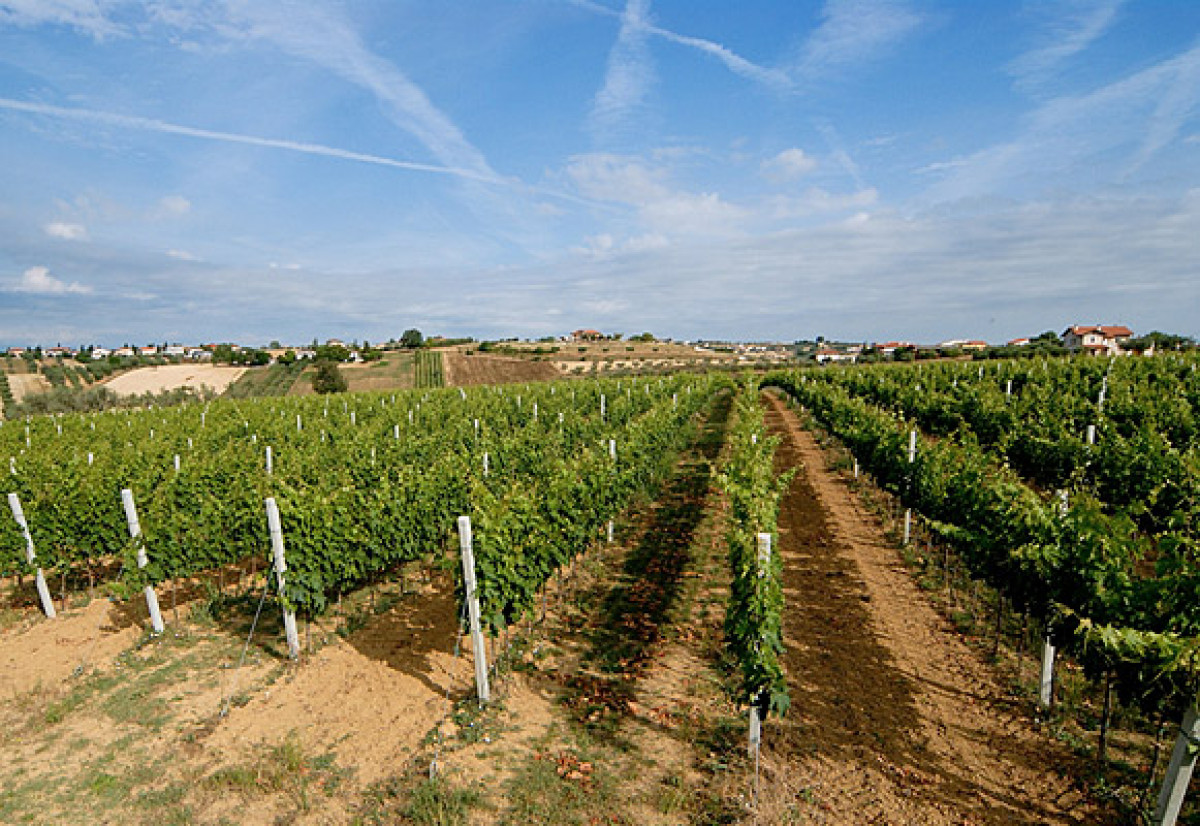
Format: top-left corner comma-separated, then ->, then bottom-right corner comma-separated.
1062,325 -> 1133,356
815,347 -> 857,364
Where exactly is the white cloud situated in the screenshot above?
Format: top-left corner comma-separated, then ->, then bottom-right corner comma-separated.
11,266 -> 91,294
641,191 -> 746,236
0,0 -> 123,39
1009,1 -> 1125,89
226,4 -> 497,180
567,153 -> 669,204
167,249 -> 199,261
913,158 -> 969,175
793,0 -> 922,83
574,231 -> 668,259
158,194 -> 191,215
44,221 -> 88,240
761,148 -> 818,182
767,187 -> 879,219
590,0 -> 656,140
566,152 -> 745,236
925,41 -> 1200,203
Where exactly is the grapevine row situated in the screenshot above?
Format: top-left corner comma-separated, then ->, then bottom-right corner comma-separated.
764,370 -> 1200,718
719,383 -> 792,719
1,376 -> 722,631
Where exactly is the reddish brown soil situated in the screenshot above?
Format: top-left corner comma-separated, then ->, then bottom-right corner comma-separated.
757,392 -> 1111,825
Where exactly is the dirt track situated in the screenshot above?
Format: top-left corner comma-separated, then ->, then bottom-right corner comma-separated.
758,392 -> 1107,825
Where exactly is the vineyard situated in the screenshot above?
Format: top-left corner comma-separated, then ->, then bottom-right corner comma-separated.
1,355 -> 1198,823
766,352 -> 1200,824
1,374 -> 721,629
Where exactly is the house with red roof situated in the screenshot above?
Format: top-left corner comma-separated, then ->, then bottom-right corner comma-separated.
1062,325 -> 1133,356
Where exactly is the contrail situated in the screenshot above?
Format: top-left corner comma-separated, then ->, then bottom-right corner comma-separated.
0,97 -> 505,185
567,0 -> 791,89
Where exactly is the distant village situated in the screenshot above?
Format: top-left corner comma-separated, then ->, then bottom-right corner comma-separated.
3,324 -> 1190,366
802,324 -> 1162,365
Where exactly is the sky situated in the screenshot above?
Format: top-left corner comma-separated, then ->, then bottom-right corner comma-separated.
1,0 -> 1198,347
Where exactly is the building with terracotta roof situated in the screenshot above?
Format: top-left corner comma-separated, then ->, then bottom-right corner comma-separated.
1062,325 -> 1134,356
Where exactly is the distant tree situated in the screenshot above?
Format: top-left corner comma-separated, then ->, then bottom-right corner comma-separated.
212,343 -> 234,363
278,349 -> 297,365
315,343 -> 351,362
311,359 -> 347,394
634,332 -> 655,342
1128,331 -> 1195,352
400,329 -> 424,349
269,340 -> 283,349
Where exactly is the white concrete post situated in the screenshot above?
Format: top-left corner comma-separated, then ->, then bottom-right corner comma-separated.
265,497 -> 301,660
7,493 -> 56,618
1152,707 -> 1200,826
457,516 -> 490,706
904,430 -> 917,545
120,489 -> 164,633
1038,636 -> 1056,709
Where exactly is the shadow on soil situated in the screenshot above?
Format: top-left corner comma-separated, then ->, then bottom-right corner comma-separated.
588,391 -> 730,676
762,393 -> 1100,826
343,574 -> 464,697
554,393 -> 732,747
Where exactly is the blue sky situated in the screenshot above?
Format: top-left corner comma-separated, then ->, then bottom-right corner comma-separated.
1,0 -> 1198,347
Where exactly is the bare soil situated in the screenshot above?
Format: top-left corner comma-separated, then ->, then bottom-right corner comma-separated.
443,350 -> 559,386
7,372 -> 51,403
0,389 -> 1122,824
102,364 -> 247,397
756,391 -> 1112,825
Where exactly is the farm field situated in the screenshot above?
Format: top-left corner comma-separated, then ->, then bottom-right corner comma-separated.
443,350 -> 559,387
102,364 -> 248,397
0,359 -> 1195,823
5,371 -> 50,404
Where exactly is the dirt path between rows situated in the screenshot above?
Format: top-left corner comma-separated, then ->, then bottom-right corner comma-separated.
758,391 -> 1112,825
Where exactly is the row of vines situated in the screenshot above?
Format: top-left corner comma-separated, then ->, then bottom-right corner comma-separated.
1,374 -> 722,634
765,352 -> 1200,823
719,383 -> 792,722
